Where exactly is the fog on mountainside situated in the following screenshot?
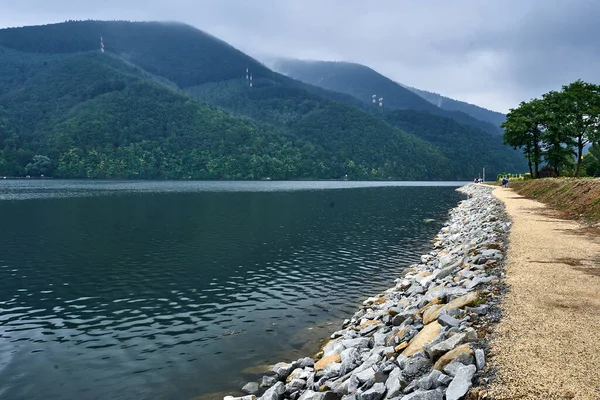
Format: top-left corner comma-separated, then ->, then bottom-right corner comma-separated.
400,85 -> 506,128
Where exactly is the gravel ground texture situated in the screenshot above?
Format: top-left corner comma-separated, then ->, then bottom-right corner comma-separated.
488,186 -> 600,400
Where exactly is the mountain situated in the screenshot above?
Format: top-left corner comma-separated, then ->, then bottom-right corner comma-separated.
0,20 -> 274,88
0,21 -> 524,180
383,110 -> 521,180
0,48 -> 322,179
0,21 -> 459,180
272,59 -> 503,136
401,85 -> 506,128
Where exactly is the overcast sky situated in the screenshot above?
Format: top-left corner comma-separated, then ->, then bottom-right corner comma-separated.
1,0 -> 599,113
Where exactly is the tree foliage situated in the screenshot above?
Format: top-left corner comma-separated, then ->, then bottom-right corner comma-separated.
384,110 -> 526,179
503,80 -> 600,177
582,144 -> 600,177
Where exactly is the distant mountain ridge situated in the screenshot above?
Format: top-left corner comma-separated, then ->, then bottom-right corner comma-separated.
401,85 -> 506,128
0,20 -> 272,87
272,59 -> 503,136
0,20 -> 525,179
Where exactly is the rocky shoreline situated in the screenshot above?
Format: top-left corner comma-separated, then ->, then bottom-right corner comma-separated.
227,184 -> 509,400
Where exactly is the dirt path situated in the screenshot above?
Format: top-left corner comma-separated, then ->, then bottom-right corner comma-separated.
488,187 -> 600,399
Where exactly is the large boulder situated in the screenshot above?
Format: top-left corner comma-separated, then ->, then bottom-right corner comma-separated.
384,367 -> 407,398
340,347 -> 362,375
402,357 -> 433,381
286,368 -> 304,384
427,328 -> 477,359
298,390 -> 337,400
315,354 -> 342,372
341,337 -> 370,350
273,362 -> 297,380
422,292 -> 479,325
401,321 -> 442,357
445,364 -> 476,400
261,382 -> 285,400
399,389 -> 444,400
261,375 -> 278,388
356,382 -> 386,400
242,382 -> 260,395
433,344 -> 474,371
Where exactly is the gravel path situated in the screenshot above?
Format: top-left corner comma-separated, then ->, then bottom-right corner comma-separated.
488,187 -> 600,399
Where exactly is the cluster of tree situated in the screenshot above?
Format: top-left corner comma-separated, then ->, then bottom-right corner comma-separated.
503,80 -> 600,177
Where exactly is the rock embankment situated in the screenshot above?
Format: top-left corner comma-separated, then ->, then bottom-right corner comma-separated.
228,184 -> 509,400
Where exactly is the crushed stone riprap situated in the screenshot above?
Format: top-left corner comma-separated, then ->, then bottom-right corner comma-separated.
223,184 -> 510,400
487,187 -> 600,400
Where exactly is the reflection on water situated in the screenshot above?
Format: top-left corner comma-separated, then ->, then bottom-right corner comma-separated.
0,180 -> 463,400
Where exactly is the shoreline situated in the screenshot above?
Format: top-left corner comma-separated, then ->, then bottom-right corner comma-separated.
225,184 -> 509,400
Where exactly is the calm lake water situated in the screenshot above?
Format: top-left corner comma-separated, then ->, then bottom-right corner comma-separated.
0,180 -> 464,400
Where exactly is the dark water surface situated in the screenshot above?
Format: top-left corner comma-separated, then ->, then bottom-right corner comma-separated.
0,180 -> 464,400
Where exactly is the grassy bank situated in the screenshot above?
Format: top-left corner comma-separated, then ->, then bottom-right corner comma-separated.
510,178 -> 600,225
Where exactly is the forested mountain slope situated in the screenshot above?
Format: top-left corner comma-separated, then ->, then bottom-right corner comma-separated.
0,20 -> 272,87
0,42 -> 450,179
0,21 -> 524,179
383,110 -> 522,179
0,50 -> 326,179
273,59 -> 503,135
402,85 -> 506,128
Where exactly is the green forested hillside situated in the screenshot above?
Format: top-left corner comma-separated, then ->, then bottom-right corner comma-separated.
0,20 -> 271,87
273,59 -> 503,135
0,51 -> 318,179
0,20 -> 524,180
0,45 -> 450,179
383,110 -> 523,178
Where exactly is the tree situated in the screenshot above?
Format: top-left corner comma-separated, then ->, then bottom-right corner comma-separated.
25,155 -> 52,176
504,81 -> 600,178
560,80 -> 600,176
582,144 -> 600,176
540,90 -> 576,176
502,99 -> 545,178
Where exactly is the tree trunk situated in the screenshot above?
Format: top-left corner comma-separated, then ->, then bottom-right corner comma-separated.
575,137 -> 584,177
533,129 -> 541,178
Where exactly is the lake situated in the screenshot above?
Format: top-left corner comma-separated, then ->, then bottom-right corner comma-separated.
0,180 -> 464,400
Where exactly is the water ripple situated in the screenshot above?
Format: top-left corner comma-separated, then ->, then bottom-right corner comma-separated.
0,181 -> 463,400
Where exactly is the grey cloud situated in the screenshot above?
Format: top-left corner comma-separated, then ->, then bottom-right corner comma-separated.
1,0 -> 599,112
